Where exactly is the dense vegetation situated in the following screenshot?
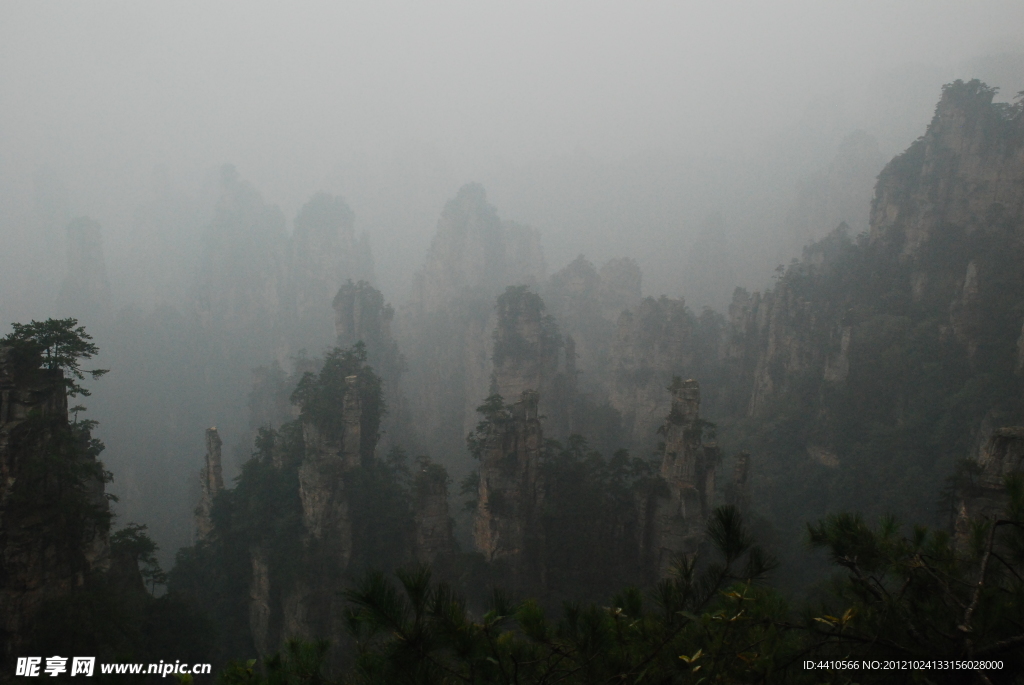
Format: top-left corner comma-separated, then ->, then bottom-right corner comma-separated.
219,486 -> 1024,684
1,320 -> 213,675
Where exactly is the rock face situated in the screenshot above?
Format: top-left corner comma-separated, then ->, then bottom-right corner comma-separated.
490,286 -> 578,439
411,183 -> 545,315
333,281 -> 409,450
0,346 -> 110,661
492,287 -> 560,401
643,379 -> 720,578
299,374 -> 363,544
948,259 -> 982,363
248,367 -> 375,659
195,427 -> 224,540
399,184 -> 548,458
954,427 -> 1024,549
870,80 -> 1024,260
715,226 -> 858,419
291,193 -> 375,353
544,255 -> 641,397
726,452 -> 752,513
648,80 -> 1024,576
193,165 -> 290,360
609,297 -> 696,443
702,82 -> 1024,428
744,281 -> 823,416
473,391 -> 545,591
412,459 -> 455,564
785,130 -> 884,256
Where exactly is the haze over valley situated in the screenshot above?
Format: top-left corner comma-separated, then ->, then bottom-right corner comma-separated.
3,3 -> 1024,680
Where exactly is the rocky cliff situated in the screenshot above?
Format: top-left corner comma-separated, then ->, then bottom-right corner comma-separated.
0,346 -> 111,663
411,183 -> 545,315
682,81 -> 1024,587
609,296 -> 697,444
543,255 -> 641,396
642,379 -> 720,578
954,426 -> 1024,550
399,185 -> 548,460
291,193 -> 375,353
333,281 -> 409,450
226,344 -> 396,661
472,391 -> 545,591
489,286 -> 580,439
194,427 -> 224,541
412,458 -> 455,564
871,80 -> 1024,261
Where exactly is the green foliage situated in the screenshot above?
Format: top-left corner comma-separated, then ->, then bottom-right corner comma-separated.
540,436 -> 656,602
343,508 -> 797,684
459,470 -> 480,513
804,484 -> 1024,679
466,394 -> 511,460
492,285 -> 561,367
28,580 -> 215,679
219,640 -> 335,685
346,447 -> 416,576
6,412 -> 114,549
291,343 -> 384,462
3,317 -> 108,396
170,426 -> 306,662
111,523 -> 167,593
170,348 -> 412,663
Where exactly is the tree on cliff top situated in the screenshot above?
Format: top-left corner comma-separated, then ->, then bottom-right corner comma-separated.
3,317 -> 108,396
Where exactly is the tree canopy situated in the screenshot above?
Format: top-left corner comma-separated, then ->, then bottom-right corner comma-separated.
3,318 -> 108,396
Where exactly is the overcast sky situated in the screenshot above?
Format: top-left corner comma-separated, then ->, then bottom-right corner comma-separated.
2,1 -> 1023,300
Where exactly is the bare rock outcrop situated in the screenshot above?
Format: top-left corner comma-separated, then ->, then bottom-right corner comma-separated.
473,391 -> 545,591
491,287 -> 561,405
870,80 -> 1024,261
399,184 -> 547,456
298,375 -> 362,545
544,255 -> 641,396
411,183 -> 545,314
412,458 -> 455,564
195,427 -> 224,540
609,296 -> 695,442
248,371 -> 369,659
643,379 -> 720,578
954,427 -> 1024,550
333,281 -> 409,449
291,193 -> 374,352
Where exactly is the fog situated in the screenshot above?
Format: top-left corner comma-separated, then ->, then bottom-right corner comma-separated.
2,1 -> 1024,562
4,2 -> 1024,300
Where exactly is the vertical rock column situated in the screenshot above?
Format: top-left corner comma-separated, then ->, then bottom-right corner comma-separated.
195,427 -> 224,541
726,452 -> 751,514
954,427 -> 1024,550
474,391 -> 545,591
646,378 -> 720,578
256,374 -> 365,655
412,459 -> 455,564
0,346 -> 111,662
